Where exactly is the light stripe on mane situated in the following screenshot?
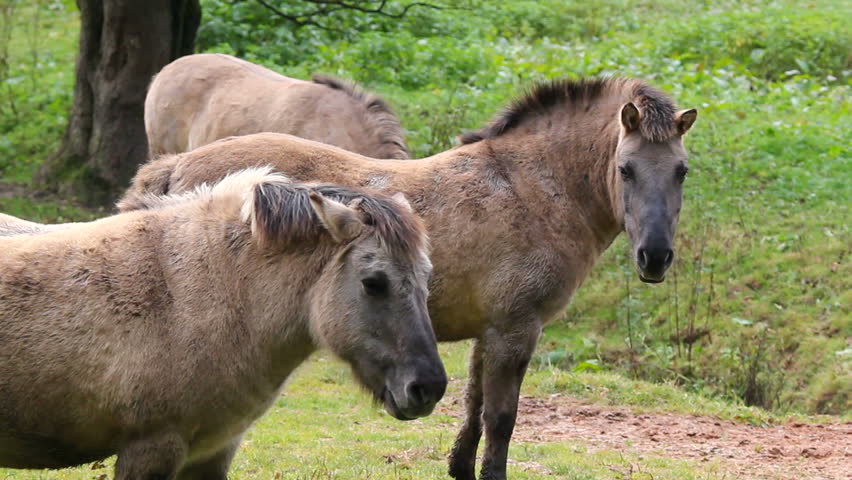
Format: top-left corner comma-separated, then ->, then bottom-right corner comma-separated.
117,183 -> 216,211
119,167 -> 283,211
121,166 -> 427,259
460,77 -> 678,144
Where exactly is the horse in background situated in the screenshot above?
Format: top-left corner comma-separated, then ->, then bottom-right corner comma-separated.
145,53 -> 410,159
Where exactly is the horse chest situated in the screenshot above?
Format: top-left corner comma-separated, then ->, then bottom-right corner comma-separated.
428,242 -> 582,340
183,376 -> 285,462
429,285 -> 488,341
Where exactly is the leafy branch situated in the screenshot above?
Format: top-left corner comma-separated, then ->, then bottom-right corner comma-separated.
253,0 -> 448,32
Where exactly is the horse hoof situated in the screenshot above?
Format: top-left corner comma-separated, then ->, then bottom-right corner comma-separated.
447,460 -> 476,480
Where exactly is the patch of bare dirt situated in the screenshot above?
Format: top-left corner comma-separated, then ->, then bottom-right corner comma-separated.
443,394 -> 851,479
514,395 -> 852,479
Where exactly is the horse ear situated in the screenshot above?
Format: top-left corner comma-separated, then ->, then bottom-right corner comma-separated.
620,103 -> 641,132
675,108 -> 698,136
390,192 -> 413,212
308,192 -> 364,243
245,179 -> 291,249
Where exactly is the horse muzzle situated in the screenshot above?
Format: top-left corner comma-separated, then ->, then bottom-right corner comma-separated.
383,367 -> 447,420
636,244 -> 674,283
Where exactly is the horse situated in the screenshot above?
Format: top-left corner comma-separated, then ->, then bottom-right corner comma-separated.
145,53 -> 410,159
0,168 -> 446,479
120,77 -> 698,480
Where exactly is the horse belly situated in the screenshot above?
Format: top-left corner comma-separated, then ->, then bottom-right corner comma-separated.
0,429 -> 112,469
0,391 -> 118,469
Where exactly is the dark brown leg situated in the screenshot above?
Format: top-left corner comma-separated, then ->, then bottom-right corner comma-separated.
114,433 -> 186,480
448,340 -> 484,480
177,436 -> 240,480
478,323 -> 541,480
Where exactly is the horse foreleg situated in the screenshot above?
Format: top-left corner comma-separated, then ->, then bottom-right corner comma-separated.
448,339 -> 485,480
114,432 -> 187,480
478,321 -> 541,480
177,436 -> 241,480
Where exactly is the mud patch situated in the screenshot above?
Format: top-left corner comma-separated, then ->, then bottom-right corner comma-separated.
513,394 -> 850,479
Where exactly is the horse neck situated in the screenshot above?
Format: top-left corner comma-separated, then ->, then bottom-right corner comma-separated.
240,249 -> 322,371
483,109 -> 624,253
184,216 -> 320,385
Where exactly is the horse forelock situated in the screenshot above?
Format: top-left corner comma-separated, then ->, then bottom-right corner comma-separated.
314,184 -> 428,261
246,178 -> 427,262
311,74 -> 409,159
460,77 -> 678,144
627,81 -> 678,142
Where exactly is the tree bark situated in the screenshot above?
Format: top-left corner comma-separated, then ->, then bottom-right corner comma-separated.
37,0 -> 200,206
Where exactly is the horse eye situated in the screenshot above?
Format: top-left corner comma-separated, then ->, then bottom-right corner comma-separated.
362,273 -> 389,297
619,165 -> 634,181
675,165 -> 689,182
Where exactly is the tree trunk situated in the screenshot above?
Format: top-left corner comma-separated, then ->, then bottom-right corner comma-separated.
36,0 -> 200,206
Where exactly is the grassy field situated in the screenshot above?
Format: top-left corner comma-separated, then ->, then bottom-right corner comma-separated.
0,0 -> 850,478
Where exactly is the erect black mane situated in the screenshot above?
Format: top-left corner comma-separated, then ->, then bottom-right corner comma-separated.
460,77 -> 677,144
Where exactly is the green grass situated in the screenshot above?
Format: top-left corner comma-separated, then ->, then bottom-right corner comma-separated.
0,1 -> 849,476
0,0 -> 78,183
0,195 -> 99,223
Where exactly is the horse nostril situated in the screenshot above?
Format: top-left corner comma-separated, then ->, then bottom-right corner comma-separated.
406,382 -> 428,407
637,248 -> 649,269
405,376 -> 445,409
664,249 -> 674,267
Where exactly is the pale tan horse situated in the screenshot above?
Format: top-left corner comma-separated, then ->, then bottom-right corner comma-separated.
0,168 -> 446,479
145,53 -> 409,159
121,77 -> 697,480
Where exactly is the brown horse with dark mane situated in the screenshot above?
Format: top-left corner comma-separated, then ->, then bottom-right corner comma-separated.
122,77 -> 697,480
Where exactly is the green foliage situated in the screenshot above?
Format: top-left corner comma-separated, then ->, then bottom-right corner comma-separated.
656,7 -> 851,81
0,195 -> 99,223
196,0 -> 475,68
0,0 -> 77,182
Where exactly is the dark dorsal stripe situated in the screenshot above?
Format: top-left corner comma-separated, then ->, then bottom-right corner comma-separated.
460,77 -> 678,144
